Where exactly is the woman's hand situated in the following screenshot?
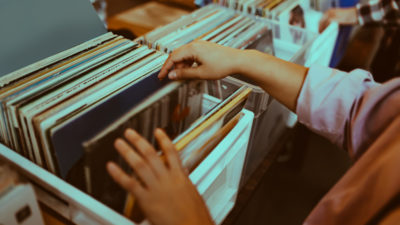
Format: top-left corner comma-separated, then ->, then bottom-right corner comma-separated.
159,39 -> 307,112
319,7 -> 358,33
158,40 -> 243,80
107,128 -> 214,225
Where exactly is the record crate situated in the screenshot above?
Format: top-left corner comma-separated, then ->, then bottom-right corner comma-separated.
0,94 -> 254,225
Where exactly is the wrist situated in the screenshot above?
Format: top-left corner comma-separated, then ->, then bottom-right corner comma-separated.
235,49 -> 275,78
229,48 -> 247,75
234,49 -> 256,75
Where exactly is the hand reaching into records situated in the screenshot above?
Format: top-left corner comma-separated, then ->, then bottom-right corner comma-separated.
158,40 -> 243,80
159,40 -> 308,112
107,128 -> 214,225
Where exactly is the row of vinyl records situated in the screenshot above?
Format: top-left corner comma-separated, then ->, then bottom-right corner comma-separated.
0,5 -> 284,221
137,4 -> 278,110
210,0 -> 318,46
137,4 -> 275,54
213,0 -> 303,18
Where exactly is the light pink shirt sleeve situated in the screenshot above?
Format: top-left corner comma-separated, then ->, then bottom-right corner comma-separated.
296,66 -> 400,225
299,67 -> 400,225
296,65 -> 378,149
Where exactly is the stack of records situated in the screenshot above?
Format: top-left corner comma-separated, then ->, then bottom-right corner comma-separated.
0,33 -> 174,179
137,4 -> 275,55
213,0 -> 322,45
0,29 -> 253,221
214,0 -> 301,18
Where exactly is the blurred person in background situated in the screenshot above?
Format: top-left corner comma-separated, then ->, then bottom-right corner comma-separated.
319,0 -> 400,82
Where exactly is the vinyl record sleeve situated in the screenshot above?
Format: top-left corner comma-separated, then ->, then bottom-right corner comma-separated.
82,80 -> 205,214
155,9 -> 232,52
168,11 -> 235,52
142,5 -> 219,44
5,40 -> 135,162
146,7 -> 220,46
0,38 -> 131,142
8,39 -> 130,163
182,111 -> 242,172
19,46 -> 149,172
174,86 -> 251,151
30,47 -> 156,173
213,17 -> 254,45
85,86 -> 249,218
42,54 -> 164,175
197,15 -> 241,41
49,67 -> 169,178
205,15 -> 246,43
0,36 -> 121,146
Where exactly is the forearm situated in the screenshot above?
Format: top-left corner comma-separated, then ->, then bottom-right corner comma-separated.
234,49 -> 308,112
330,7 -> 358,25
161,41 -> 307,112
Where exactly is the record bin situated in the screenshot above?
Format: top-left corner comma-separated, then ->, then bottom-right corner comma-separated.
0,95 -> 254,225
0,2 -> 255,224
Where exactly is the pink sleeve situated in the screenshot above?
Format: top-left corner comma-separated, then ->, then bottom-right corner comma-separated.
296,65 -> 377,149
301,71 -> 400,224
299,66 -> 400,224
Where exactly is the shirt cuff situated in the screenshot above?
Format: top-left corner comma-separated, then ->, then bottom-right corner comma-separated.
296,65 -> 375,147
296,65 -> 340,144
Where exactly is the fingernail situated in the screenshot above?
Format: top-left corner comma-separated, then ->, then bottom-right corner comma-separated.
125,128 -> 136,136
168,70 -> 177,79
107,162 -> 117,173
114,139 -> 123,147
107,162 -> 114,170
154,128 -> 162,135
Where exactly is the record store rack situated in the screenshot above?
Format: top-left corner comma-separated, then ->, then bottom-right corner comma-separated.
0,31 -> 254,223
0,2 -> 337,225
0,96 -> 254,225
137,4 -> 338,187
0,2 -> 255,224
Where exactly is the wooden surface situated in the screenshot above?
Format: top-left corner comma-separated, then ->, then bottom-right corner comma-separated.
107,1 -> 190,37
